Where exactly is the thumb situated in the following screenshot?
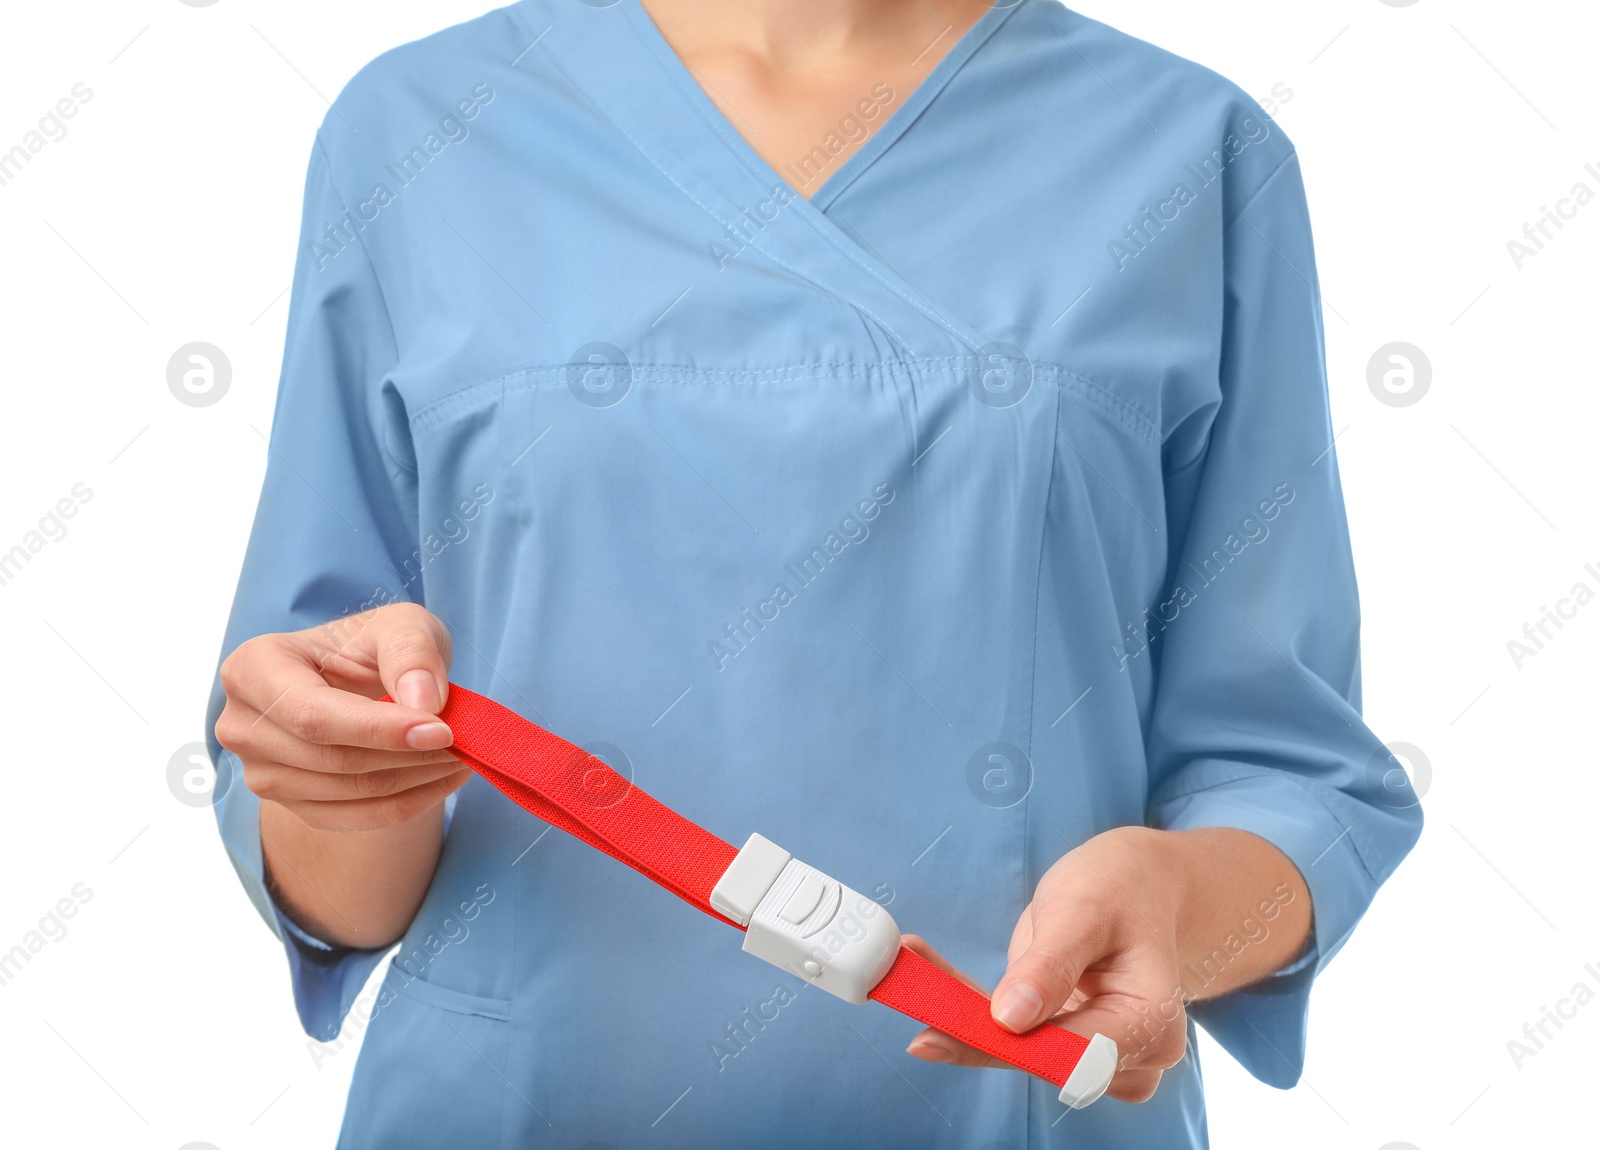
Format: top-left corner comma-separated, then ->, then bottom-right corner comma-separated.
990,899 -> 1105,1033
368,604 -> 453,715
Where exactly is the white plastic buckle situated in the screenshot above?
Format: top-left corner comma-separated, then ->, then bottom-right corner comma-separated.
710,833 -> 900,1005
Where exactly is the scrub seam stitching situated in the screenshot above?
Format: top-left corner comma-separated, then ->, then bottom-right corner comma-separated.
1021,374 -> 1060,1149
407,360 -> 1159,441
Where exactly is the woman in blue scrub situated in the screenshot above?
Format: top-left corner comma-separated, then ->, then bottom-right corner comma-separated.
208,1 -> 1422,1145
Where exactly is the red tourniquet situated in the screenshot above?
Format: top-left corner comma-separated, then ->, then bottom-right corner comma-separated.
393,684 -> 1093,1088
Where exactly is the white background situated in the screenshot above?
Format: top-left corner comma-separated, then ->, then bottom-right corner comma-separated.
0,1 -> 1594,1147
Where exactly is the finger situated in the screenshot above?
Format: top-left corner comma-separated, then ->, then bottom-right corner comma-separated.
1006,905 -> 1035,966
278,682 -> 452,753
221,698 -> 460,775
1106,1067 -> 1163,1104
991,890 -> 1114,1033
899,936 -> 1005,1068
905,1027 -> 1010,1069
320,603 -> 454,715
898,936 -> 1022,1069
273,768 -> 474,833
241,757 -> 468,804
376,608 -> 452,714
223,643 -> 450,753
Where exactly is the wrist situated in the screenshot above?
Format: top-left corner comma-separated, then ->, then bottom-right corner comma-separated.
1161,828 -> 1312,1000
1154,829 -> 1218,958
261,798 -> 447,948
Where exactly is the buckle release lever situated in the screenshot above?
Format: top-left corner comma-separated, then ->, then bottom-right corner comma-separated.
710,833 -> 901,1005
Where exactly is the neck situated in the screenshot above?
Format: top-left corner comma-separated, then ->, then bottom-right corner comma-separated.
638,0 -> 979,68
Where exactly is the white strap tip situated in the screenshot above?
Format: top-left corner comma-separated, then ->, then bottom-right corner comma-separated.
1058,1033 -> 1117,1109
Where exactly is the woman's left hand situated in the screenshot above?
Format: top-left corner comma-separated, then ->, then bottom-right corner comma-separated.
903,826 -> 1311,1103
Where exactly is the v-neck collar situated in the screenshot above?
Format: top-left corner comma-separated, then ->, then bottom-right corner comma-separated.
617,0 -> 1021,212
523,0 -> 1023,358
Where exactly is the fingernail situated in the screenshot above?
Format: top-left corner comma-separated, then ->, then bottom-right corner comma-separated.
397,669 -> 438,712
406,721 -> 452,750
993,982 -> 1045,1032
907,1041 -> 953,1064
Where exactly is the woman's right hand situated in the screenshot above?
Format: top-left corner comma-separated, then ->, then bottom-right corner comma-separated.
215,602 -> 472,833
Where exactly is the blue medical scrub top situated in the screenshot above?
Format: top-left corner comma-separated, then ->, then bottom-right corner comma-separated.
206,1 -> 1422,1146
